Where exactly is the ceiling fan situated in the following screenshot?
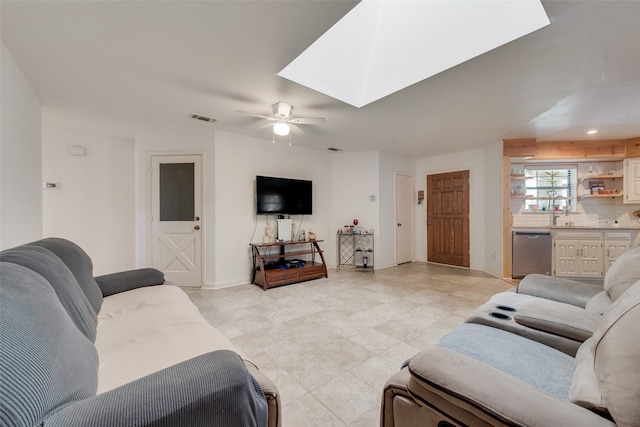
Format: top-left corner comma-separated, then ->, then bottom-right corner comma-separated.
236,102 -> 326,136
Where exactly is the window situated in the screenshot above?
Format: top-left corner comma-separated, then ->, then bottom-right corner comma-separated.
523,165 -> 577,211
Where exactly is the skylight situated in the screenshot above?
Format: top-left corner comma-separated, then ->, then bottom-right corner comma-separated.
278,0 -> 550,108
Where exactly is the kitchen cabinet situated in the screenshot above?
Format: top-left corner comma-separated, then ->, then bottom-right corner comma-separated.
554,232 -> 603,278
604,232 -> 632,274
553,230 -> 633,278
624,157 -> 640,204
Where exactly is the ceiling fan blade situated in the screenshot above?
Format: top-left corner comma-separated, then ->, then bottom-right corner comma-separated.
255,122 -> 274,130
289,117 -> 326,125
236,110 -> 273,120
290,123 -> 306,135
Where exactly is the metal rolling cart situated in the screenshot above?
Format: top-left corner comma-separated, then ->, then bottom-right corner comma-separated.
337,228 -> 374,272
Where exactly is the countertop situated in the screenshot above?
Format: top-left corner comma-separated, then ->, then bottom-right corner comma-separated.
513,225 -> 640,231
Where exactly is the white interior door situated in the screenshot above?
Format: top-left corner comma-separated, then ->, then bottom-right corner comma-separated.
151,154 -> 203,288
396,174 -> 413,264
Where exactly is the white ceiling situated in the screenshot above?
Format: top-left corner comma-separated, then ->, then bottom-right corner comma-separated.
2,1 -> 640,159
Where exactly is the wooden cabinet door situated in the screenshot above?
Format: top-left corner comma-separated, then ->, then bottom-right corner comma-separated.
427,170 -> 470,267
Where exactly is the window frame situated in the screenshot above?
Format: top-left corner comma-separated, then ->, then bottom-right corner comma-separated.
522,164 -> 577,212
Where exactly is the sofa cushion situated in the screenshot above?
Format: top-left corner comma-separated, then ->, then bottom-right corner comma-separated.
603,245 -> 640,302
569,338 -> 604,412
513,300 -> 600,342
516,274 -> 602,308
95,267 -> 165,297
593,279 -> 640,426
437,323 -> 574,400
584,290 -> 612,315
95,285 -> 248,393
29,238 -> 103,313
0,262 -> 98,426
0,245 -> 97,341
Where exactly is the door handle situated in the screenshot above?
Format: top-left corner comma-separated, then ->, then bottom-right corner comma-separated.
427,221 -> 432,225
397,223 -> 402,227
194,225 -> 200,230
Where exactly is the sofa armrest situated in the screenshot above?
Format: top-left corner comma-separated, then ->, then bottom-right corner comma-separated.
514,300 -> 600,342
43,350 -> 268,427
95,268 -> 164,297
244,360 -> 282,427
407,347 -> 615,427
517,274 -> 603,308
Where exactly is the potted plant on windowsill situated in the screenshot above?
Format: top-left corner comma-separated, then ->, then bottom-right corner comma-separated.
544,171 -> 560,210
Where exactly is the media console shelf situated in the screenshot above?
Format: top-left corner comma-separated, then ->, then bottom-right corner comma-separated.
250,240 -> 328,290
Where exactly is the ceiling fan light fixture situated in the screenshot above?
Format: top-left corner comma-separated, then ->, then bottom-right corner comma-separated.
273,121 -> 290,136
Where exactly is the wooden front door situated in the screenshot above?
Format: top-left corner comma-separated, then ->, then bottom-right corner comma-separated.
427,170 -> 470,267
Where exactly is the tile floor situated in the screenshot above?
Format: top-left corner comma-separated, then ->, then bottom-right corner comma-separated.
185,262 -> 513,427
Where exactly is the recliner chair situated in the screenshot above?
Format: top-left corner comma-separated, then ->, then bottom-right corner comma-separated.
382,278 -> 640,427
464,245 -> 640,355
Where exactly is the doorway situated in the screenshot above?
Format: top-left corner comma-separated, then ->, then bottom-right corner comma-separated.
396,174 -> 413,264
150,154 -> 203,288
427,170 -> 470,267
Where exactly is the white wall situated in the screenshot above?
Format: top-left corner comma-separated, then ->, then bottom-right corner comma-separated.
42,127 -> 135,275
135,129 -> 334,288
379,152 -> 415,268
483,141 -> 503,277
0,43 -> 43,249
415,148 -> 488,271
213,131 -> 333,287
331,152 -> 381,266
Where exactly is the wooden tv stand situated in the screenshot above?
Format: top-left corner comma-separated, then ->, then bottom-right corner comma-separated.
250,240 -> 328,290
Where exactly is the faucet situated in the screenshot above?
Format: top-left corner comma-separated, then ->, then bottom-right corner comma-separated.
551,195 -> 569,226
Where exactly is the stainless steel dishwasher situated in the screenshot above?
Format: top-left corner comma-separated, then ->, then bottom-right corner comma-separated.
512,231 -> 552,278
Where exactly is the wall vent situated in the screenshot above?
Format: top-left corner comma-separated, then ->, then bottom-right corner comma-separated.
191,114 -> 216,123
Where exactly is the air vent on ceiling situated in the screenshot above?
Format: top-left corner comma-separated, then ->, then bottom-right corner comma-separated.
327,147 -> 342,152
191,114 -> 216,123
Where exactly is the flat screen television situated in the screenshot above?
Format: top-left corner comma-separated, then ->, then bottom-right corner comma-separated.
256,176 -> 312,215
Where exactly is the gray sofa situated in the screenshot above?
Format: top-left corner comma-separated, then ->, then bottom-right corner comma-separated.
382,250 -> 640,427
0,238 -> 280,427
465,245 -> 640,356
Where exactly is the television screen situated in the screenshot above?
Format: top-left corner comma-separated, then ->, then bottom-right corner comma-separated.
256,176 -> 312,215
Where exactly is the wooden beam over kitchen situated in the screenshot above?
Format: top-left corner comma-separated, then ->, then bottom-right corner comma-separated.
627,137 -> 640,158
503,138 -> 627,160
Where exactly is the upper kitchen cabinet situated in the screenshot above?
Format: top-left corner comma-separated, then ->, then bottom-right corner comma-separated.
624,157 -> 640,204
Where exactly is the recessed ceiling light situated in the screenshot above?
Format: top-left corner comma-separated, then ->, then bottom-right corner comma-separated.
587,130 -> 598,134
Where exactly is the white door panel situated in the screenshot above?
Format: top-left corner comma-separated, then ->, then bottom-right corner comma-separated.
151,154 -> 203,288
396,174 -> 413,265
